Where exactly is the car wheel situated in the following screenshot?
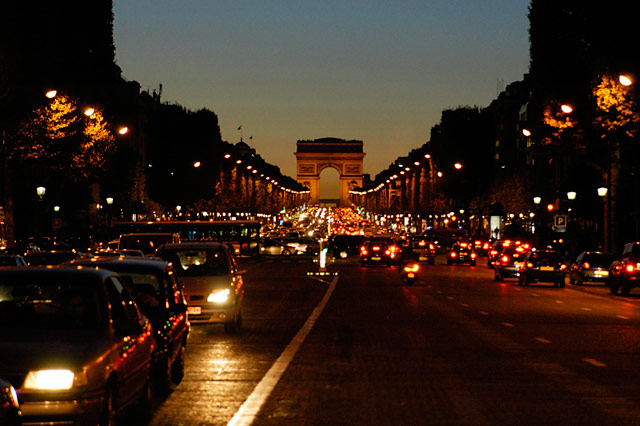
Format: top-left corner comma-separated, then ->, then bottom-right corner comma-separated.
235,307 -> 243,329
154,353 -> 172,395
494,272 -> 501,282
610,283 -> 620,295
306,247 -> 314,255
132,377 -> 152,423
470,261 -> 476,266
282,249 -> 292,257
100,382 -> 118,426
429,258 -> 435,265
171,344 -> 186,384
518,277 -> 523,286
224,320 -> 237,334
620,286 -> 631,296
559,280 -> 565,288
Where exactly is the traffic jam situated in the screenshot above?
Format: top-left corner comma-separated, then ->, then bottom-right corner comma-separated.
1,206 -> 639,425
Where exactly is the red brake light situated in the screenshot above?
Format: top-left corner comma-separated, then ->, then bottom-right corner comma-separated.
361,249 -> 368,256
526,262 -> 533,268
560,264 -> 567,270
501,255 -> 509,263
372,246 -> 381,251
449,251 -> 457,258
404,264 -> 419,273
582,262 -> 590,269
471,253 -> 477,259
418,241 -> 426,247
626,264 -> 635,273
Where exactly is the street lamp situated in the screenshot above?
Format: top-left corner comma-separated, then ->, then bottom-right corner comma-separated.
533,196 -> 542,205
36,186 -> 46,200
597,187 -> 608,197
566,191 -> 577,200
619,74 -> 633,86
560,104 -> 573,114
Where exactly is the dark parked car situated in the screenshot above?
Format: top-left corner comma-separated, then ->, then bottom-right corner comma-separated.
0,267 -> 155,425
446,242 -> 477,266
608,242 -> 640,295
70,256 -> 190,393
518,249 -> 567,287
155,242 -> 244,333
360,240 -> 393,267
569,251 -> 613,286
0,378 -> 21,426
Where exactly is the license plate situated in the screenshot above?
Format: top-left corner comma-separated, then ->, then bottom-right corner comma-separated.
419,256 -> 428,261
407,273 -> 415,278
595,270 -> 609,276
372,257 -> 381,261
187,306 -> 201,315
540,266 -> 554,271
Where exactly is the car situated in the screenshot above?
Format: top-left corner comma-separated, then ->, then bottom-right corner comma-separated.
569,251 -> 613,286
608,242 -> 640,296
493,245 -> 530,281
0,378 -> 21,426
118,232 -> 181,256
360,240 -> 393,267
446,242 -> 477,266
24,250 -> 83,266
472,237 -> 491,256
260,238 -> 295,256
407,236 -> 436,264
278,237 -> 318,255
155,242 -> 244,333
0,267 -> 155,425
70,256 -> 190,394
0,254 -> 27,266
518,249 -> 567,287
327,235 -> 368,259
368,236 -> 401,262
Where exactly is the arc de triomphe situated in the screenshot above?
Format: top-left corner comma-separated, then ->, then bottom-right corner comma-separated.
294,138 -> 365,206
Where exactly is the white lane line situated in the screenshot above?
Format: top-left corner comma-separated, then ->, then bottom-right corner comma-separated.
555,300 -> 564,304
532,293 -> 541,297
581,307 -> 592,311
461,303 -> 470,307
447,296 -> 455,300
502,322 -> 515,328
617,315 -> 630,320
583,358 -> 607,367
479,311 -> 489,316
536,337 -> 551,344
228,275 -> 338,426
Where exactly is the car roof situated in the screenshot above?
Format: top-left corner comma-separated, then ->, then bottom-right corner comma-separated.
158,242 -> 229,250
0,265 -> 115,280
70,256 -> 170,271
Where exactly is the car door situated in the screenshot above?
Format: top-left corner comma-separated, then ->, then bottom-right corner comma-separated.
163,268 -> 189,364
105,276 -> 153,408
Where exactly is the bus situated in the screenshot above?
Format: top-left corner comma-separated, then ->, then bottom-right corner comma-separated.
111,220 -> 261,256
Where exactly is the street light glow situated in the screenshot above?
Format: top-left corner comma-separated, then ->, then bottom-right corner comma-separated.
619,75 -> 633,86
118,126 -> 129,135
454,162 -> 462,170
84,107 -> 95,117
560,104 -> 573,114
522,128 -> 532,137
45,90 -> 57,99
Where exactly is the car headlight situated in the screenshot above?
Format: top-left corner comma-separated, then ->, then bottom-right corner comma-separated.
23,369 -> 87,390
207,288 -> 231,304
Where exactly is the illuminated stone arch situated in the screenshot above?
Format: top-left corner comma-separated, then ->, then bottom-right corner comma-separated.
295,138 -> 365,206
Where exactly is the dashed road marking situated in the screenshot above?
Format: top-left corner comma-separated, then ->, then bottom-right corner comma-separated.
447,296 -> 455,300
461,303 -> 470,307
581,307 -> 592,311
479,311 -> 489,316
536,337 -> 551,344
502,322 -> 515,327
555,300 -> 564,304
583,358 -> 607,367
617,315 -> 630,320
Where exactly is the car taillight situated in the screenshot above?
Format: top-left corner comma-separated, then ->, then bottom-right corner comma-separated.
501,255 -> 509,263
582,262 -> 590,269
419,241 -> 426,247
372,246 -> 381,251
483,243 -> 490,249
626,263 -> 635,273
526,262 -> 533,268
361,249 -> 368,256
449,251 -> 457,258
490,250 -> 498,256
471,253 -> 477,259
560,264 -> 567,270
385,250 -> 391,256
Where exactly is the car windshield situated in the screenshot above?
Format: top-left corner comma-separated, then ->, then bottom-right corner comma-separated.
584,253 -> 613,265
162,249 -> 229,276
0,279 -> 105,330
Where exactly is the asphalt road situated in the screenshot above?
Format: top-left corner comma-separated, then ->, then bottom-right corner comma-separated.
145,254 -> 640,426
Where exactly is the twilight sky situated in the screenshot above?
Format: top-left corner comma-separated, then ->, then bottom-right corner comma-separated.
113,0 -> 530,196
